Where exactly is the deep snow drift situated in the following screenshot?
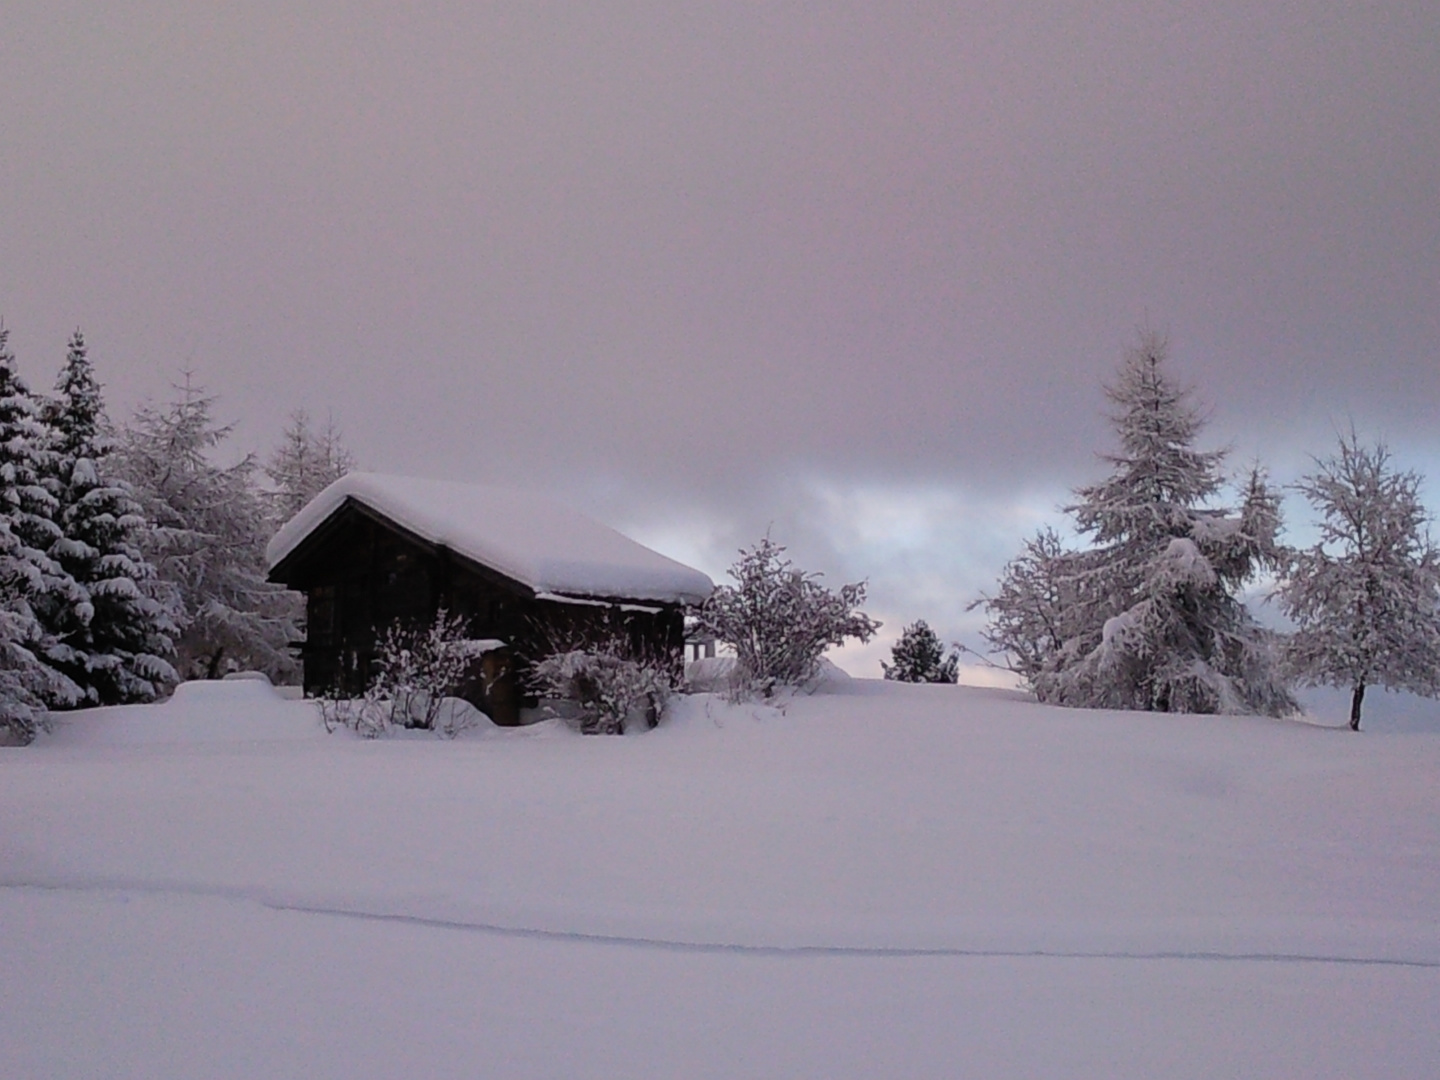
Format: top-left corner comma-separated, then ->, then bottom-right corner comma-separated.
4,678 -> 1439,1078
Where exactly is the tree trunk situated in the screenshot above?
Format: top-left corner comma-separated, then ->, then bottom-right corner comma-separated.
1349,680 -> 1365,732
206,646 -> 226,681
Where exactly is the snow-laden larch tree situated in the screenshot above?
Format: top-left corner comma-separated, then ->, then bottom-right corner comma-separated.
114,377 -> 298,682
978,330 -> 1294,716
1277,432 -> 1440,730
263,409 -> 355,524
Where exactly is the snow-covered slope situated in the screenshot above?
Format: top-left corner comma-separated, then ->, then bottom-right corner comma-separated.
266,472 -> 715,604
4,681 -> 1438,1078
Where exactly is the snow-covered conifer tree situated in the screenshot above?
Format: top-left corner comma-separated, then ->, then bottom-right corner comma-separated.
882,620 -> 959,683
0,323 -> 84,738
1277,433 -> 1440,730
263,409 -> 355,523
114,377 -> 298,682
0,525 -> 79,742
979,331 -> 1293,716
44,331 -> 177,704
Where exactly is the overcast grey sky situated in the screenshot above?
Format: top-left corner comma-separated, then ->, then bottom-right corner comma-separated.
3,1 -> 1437,674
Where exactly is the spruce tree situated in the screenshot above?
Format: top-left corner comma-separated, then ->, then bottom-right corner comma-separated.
0,323 -> 83,739
45,331 -> 177,704
1277,433 -> 1440,730
0,509 -> 79,741
980,331 -> 1293,716
882,620 -> 959,683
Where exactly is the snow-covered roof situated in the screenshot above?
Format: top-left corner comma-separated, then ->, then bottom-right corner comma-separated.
266,473 -> 714,606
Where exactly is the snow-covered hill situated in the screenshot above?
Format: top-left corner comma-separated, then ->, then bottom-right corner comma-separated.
3,679 -> 1438,1078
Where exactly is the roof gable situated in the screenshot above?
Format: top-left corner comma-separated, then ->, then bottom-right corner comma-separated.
266,473 -> 714,606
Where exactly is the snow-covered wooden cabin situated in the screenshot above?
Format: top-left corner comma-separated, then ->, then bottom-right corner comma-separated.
265,474 -> 714,724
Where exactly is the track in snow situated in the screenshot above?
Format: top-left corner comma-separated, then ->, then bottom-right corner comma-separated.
5,878 -> 1438,970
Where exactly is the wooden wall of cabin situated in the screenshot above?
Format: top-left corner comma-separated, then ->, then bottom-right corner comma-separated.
297,514 -> 521,700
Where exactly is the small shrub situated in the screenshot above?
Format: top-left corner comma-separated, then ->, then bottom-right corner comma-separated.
317,686 -> 391,739
318,609 -> 488,738
697,536 -> 879,698
530,640 -> 676,735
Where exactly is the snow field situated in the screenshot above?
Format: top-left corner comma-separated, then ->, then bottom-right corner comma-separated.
4,678 -> 1439,1077
7,888 -> 1435,1080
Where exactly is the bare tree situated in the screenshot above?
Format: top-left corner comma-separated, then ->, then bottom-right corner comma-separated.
1277,432 -> 1440,730
263,409 -> 355,523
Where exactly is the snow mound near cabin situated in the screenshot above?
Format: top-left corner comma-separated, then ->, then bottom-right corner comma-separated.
267,472 -> 714,604
41,680 -> 327,747
684,655 -> 853,695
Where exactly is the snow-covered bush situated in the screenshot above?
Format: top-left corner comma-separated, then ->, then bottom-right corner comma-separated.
374,610 -> 486,734
882,620 -> 959,683
316,685 -> 390,739
320,610 -> 486,737
697,536 -> 879,698
977,331 -> 1294,716
530,640 -> 676,735
1277,432 -> 1440,730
